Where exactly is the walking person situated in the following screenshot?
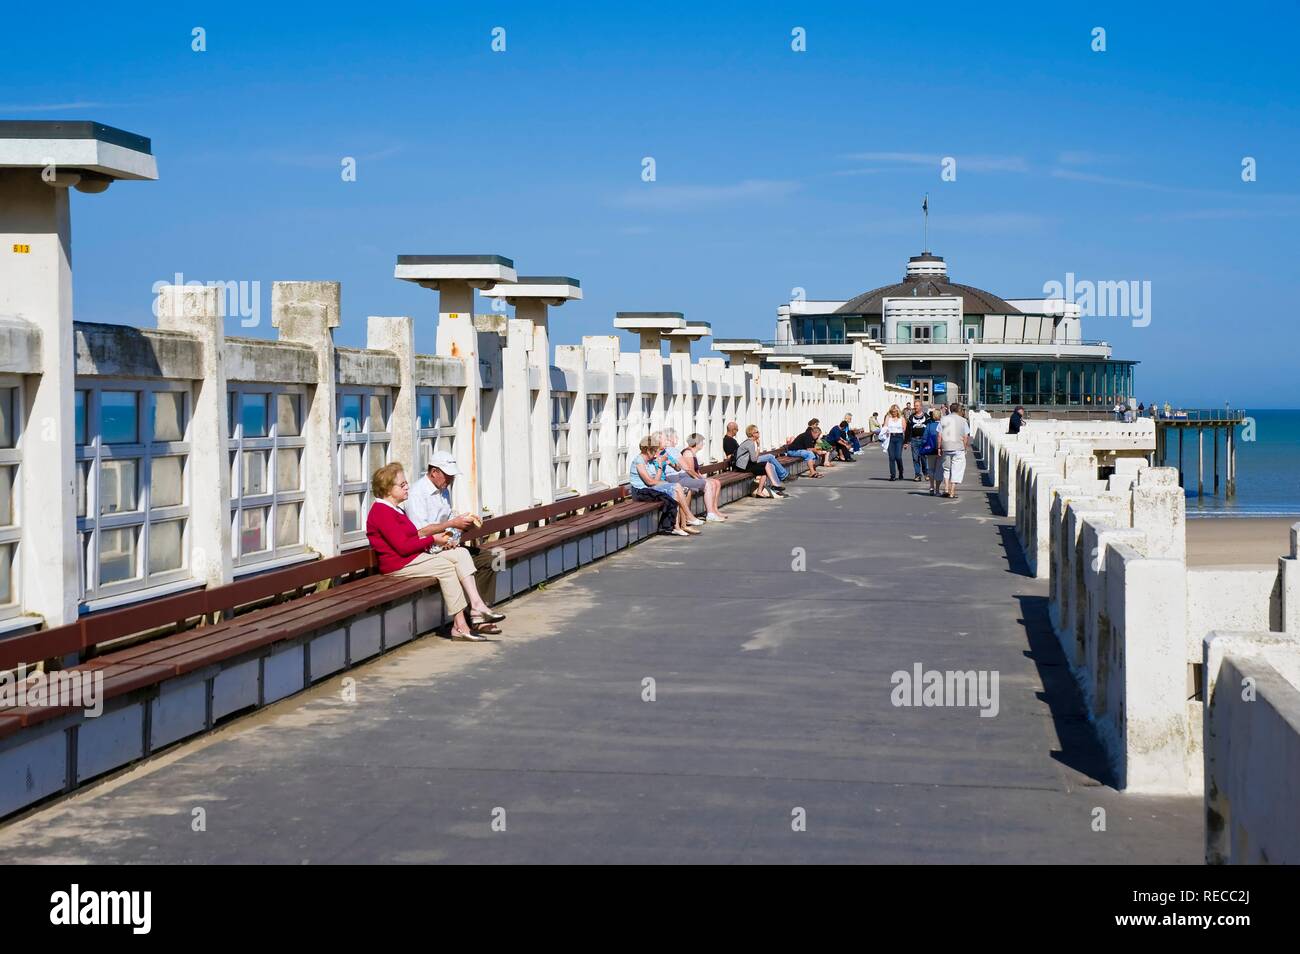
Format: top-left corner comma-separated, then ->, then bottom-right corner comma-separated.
937,403 -> 971,500
906,398 -> 930,482
882,404 -> 906,481
921,408 -> 943,496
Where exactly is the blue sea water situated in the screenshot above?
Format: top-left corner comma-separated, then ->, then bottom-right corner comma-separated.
1156,409 -> 1300,518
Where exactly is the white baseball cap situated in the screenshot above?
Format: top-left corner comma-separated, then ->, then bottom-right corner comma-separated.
427,452 -> 460,476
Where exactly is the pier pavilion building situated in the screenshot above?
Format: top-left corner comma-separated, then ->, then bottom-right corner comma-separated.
771,251 -> 1136,409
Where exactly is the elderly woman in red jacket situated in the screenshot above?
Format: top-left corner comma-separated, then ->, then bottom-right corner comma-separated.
365,462 -> 505,641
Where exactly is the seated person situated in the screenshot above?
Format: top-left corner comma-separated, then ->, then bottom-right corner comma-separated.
842,413 -> 862,453
656,428 -> 709,527
366,462 -> 505,642
631,435 -> 697,536
825,420 -> 855,461
680,432 -> 727,521
785,425 -> 824,477
404,451 -> 495,598
735,425 -> 786,498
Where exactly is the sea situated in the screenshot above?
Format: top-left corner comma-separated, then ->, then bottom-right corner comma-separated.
1155,409 -> 1300,519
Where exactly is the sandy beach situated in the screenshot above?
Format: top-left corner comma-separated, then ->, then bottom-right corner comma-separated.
1186,516 -> 1300,566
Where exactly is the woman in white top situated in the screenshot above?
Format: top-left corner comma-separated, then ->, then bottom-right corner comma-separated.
881,404 -> 907,481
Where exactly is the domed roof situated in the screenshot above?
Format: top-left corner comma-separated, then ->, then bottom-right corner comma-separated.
835,253 -> 1021,316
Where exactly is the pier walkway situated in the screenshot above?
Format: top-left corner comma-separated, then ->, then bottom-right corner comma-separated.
0,453 -> 1200,863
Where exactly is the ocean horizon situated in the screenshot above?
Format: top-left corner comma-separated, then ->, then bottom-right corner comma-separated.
1155,408 -> 1300,519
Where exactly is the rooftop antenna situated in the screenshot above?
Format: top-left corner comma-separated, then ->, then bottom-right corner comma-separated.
922,194 -> 929,253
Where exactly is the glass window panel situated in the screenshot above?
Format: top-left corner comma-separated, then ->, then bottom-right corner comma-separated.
417,393 -> 435,429
151,455 -> 185,508
0,465 -> 12,526
242,450 -> 268,495
275,448 -> 301,493
341,493 -> 363,534
75,390 -> 87,445
99,458 -> 139,514
240,507 -> 267,554
101,391 -> 140,444
98,526 -> 139,584
439,393 -> 457,425
368,395 -> 388,432
0,388 -> 12,449
152,391 -> 184,442
368,441 -> 388,475
275,502 -> 301,548
339,394 -> 362,434
342,443 -> 363,482
276,393 -> 301,437
148,520 -> 184,573
0,542 -> 11,605
240,393 -> 268,437
76,460 -> 90,517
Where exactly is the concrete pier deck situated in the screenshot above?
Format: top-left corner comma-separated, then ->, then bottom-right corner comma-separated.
0,453 -> 1201,863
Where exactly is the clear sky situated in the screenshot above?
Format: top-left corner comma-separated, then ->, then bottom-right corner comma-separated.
5,1 -> 1298,406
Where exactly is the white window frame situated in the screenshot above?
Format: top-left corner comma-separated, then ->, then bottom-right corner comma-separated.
75,379 -> 193,604
615,393 -> 631,483
0,377 -> 23,619
337,386 -> 392,549
227,384 -> 309,568
641,394 -> 655,437
551,391 -> 574,497
585,394 -> 604,488
415,387 -> 459,472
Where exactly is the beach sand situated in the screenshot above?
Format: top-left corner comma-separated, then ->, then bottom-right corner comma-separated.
1187,517 -> 1300,566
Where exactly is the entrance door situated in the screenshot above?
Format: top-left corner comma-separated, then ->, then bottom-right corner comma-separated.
910,378 -> 933,405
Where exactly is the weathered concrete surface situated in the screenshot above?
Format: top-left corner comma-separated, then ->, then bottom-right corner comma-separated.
0,456 -> 1200,863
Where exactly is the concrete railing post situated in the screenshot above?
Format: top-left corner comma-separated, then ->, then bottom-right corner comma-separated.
366,316 -> 417,485
158,285 -> 233,588
272,281 -> 341,558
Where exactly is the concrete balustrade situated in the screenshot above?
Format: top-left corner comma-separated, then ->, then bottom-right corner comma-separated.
0,260 -> 899,638
971,411 -> 1300,808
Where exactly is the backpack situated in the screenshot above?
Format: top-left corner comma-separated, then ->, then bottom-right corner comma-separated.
919,426 -> 938,456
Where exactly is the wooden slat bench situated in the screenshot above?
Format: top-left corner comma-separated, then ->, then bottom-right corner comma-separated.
0,445 -> 806,817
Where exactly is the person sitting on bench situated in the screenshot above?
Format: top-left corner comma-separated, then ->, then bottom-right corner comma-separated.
631,435 -> 698,537
366,462 -> 506,642
404,451 -> 497,601
785,423 -> 825,477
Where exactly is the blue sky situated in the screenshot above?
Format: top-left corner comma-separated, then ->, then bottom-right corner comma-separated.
5,1 -> 1299,406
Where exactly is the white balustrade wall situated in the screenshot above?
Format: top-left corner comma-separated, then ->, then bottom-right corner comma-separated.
971,411 -> 1300,841
0,280 -> 901,636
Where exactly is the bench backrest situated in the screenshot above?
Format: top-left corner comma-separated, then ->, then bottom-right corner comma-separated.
0,549 -> 376,671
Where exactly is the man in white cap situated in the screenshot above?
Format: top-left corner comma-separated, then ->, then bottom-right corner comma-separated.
406,452 -> 496,596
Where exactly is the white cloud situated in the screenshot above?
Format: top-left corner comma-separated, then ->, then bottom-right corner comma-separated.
838,152 -> 1028,173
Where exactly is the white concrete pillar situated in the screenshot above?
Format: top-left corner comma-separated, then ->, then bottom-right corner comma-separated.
554,343 -> 588,494
583,336 -> 620,488
272,281 -> 341,558
366,316 -> 417,483
157,285 -> 233,588
0,170 -> 78,625
394,255 -> 518,516
501,318 -> 534,512
0,124 -> 158,621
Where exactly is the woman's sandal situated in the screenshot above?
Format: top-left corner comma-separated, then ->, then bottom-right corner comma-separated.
450,627 -> 488,642
473,609 -> 507,623
469,619 -> 503,635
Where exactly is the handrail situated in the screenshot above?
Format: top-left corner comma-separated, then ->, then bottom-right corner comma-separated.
765,338 -> 1111,348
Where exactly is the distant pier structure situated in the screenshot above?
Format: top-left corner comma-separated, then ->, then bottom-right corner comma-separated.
1154,409 -> 1245,498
